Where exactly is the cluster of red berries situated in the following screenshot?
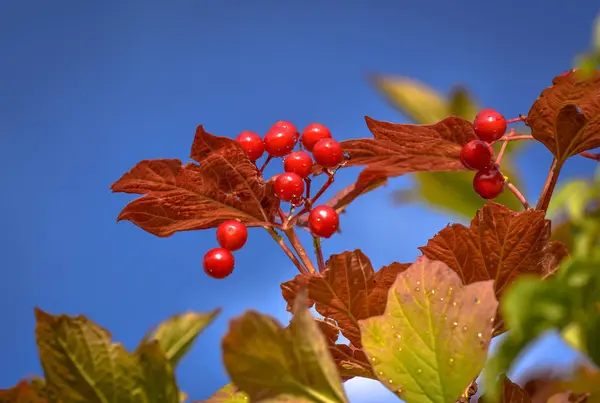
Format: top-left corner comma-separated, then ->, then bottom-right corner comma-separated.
460,108 -> 508,199
203,220 -> 248,279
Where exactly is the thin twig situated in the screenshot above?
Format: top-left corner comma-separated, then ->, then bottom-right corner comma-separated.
495,128 -> 515,165
259,155 -> 272,174
494,134 -> 534,143
536,158 -> 562,212
264,226 -> 307,274
285,171 -> 336,228
312,236 -> 326,273
283,228 -> 316,273
505,181 -> 529,210
580,151 -> 600,161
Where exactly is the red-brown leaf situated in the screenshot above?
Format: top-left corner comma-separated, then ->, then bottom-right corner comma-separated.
280,250 -> 409,348
0,380 -> 48,403
111,126 -> 279,237
527,69 -> 600,164
419,202 -> 569,299
479,375 -> 532,403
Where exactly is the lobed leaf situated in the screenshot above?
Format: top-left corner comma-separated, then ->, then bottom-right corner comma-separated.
359,257 -> 498,403
527,69 -> 600,165
200,383 -> 249,402
280,250 -> 409,347
479,375 -> 532,403
112,126 -> 279,237
221,291 -> 349,403
0,380 -> 48,403
137,341 -> 180,403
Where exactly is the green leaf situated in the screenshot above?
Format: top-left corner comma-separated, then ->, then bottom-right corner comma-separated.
143,309 -> 221,367
222,291 -> 348,403
547,180 -> 593,222
200,384 -> 249,402
359,257 -> 498,403
448,87 -> 479,121
35,308 -> 146,403
594,13 -> 600,52
137,341 -> 180,403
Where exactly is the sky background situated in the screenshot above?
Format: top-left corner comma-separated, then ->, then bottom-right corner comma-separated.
1,1 -> 599,401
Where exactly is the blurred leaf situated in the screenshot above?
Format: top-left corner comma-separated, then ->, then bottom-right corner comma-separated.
547,180 -> 593,222
448,86 -> 479,121
560,366 -> 600,403
479,375 -> 532,403
359,257 -> 498,403
594,13 -> 600,52
200,384 -> 249,403
0,380 -> 48,403
137,341 -> 180,403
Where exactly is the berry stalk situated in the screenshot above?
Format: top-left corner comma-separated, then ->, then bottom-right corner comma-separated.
263,226 -> 308,274
283,227 -> 317,274
536,158 -> 563,212
505,181 -> 529,210
312,235 -> 326,273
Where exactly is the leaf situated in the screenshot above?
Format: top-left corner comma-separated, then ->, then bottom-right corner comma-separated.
200,384 -> 249,403
594,13 -> 600,52
526,69 -> 600,165
222,291 -> 349,403
358,257 -> 498,403
142,309 -> 220,367
479,375 -> 532,403
137,341 -> 180,403
561,366 -> 600,403
0,380 -> 48,403
370,75 -> 449,123
419,202 -> 569,300
341,116 -> 476,187
280,250 -> 409,347
448,87 -> 479,121
34,308 -> 144,403
112,125 -> 279,237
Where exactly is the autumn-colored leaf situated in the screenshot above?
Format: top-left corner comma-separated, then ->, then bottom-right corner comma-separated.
419,202 -> 568,299
34,308 -> 144,403
0,380 -> 47,403
200,384 -> 248,403
527,69 -> 600,165
479,375 -> 532,403
222,291 -> 349,403
359,257 -> 498,403
137,341 -> 180,403
112,125 -> 279,237
281,250 -> 409,347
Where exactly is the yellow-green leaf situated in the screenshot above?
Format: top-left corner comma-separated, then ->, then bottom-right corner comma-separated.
137,341 -> 180,403
448,87 -> 479,121
35,308 -> 145,403
200,384 -> 249,402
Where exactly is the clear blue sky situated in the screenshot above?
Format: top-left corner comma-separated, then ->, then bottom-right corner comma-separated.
1,1 -> 598,401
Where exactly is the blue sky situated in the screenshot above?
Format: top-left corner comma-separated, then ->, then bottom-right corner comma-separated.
1,1 -> 598,401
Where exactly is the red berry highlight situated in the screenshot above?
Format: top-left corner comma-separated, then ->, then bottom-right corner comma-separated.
273,172 -> 305,202
235,131 -> 264,161
216,220 -> 248,251
473,165 -> 505,199
473,108 -> 507,143
301,123 -> 332,151
308,205 -> 339,238
264,127 -> 297,157
203,248 -> 235,279
460,140 -> 494,170
272,120 -> 300,142
284,151 -> 313,178
312,138 -> 343,168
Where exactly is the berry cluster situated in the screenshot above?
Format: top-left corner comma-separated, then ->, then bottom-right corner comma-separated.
203,220 -> 248,279
460,108 -> 508,199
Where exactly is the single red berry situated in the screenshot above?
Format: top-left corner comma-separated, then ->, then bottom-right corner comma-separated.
460,140 -> 494,170
473,165 -> 505,199
272,120 -> 300,142
284,151 -> 313,178
203,248 -> 235,279
235,131 -> 264,161
264,127 -> 297,157
301,123 -> 332,151
312,138 -> 343,168
473,109 -> 507,143
308,205 -> 339,238
273,172 -> 305,202
216,220 -> 248,251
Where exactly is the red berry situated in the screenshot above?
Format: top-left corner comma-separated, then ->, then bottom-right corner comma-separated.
312,138 -> 343,168
301,123 -> 332,151
460,140 -> 494,170
473,109 -> 507,143
473,165 -> 505,199
216,220 -> 248,251
308,205 -> 339,238
284,151 -> 313,178
272,120 -> 300,142
203,248 -> 235,279
235,131 -> 264,161
264,127 -> 297,157
274,172 -> 305,202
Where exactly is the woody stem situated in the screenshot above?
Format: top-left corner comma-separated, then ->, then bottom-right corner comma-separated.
264,226 -> 307,274
283,228 -> 317,274
505,181 -> 529,210
536,158 -> 563,212
312,236 -> 326,272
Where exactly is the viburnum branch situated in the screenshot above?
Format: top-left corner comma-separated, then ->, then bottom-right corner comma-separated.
505,181 -> 529,210
506,114 -> 527,124
536,158 -> 563,212
258,155 -> 272,174
580,151 -> 600,161
305,177 -> 312,199
495,134 -> 534,142
286,171 -> 336,228
495,128 -> 515,165
263,226 -> 307,274
312,235 -> 326,273
283,227 -> 316,274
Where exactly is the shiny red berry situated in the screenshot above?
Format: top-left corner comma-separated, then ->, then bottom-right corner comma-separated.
473,109 -> 507,143
203,248 -> 235,279
284,151 -> 313,178
473,165 -> 505,199
216,220 -> 248,251
312,138 -> 343,168
273,172 -> 305,202
235,131 -> 264,161
301,123 -> 332,151
264,127 -> 297,157
460,140 -> 494,170
272,120 -> 300,142
308,205 -> 339,238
